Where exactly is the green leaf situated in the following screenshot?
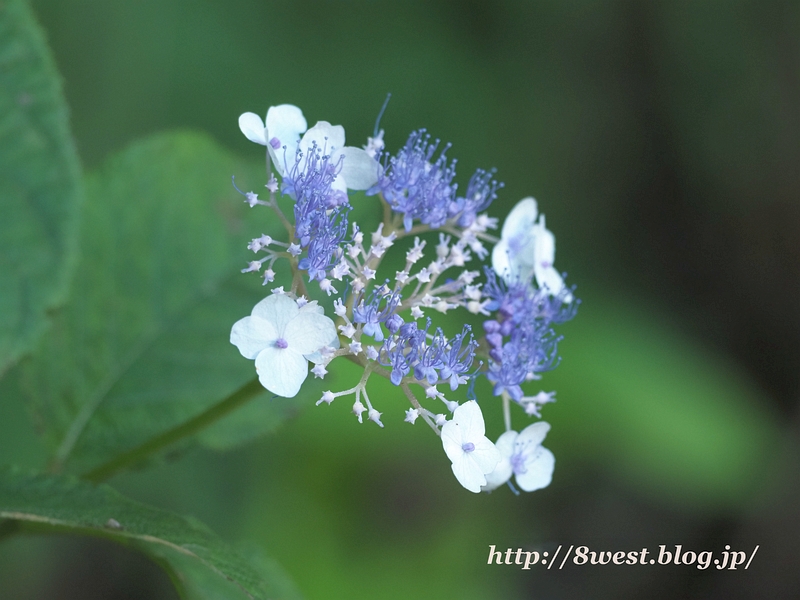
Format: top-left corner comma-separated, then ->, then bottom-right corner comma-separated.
0,467 -> 295,600
0,0 -> 83,376
21,131 -> 297,474
544,290 -> 781,510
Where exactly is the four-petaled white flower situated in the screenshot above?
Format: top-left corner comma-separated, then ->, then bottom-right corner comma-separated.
481,422 -> 555,493
441,401 -> 501,493
230,294 -> 338,398
238,104 -> 379,192
491,197 -> 571,300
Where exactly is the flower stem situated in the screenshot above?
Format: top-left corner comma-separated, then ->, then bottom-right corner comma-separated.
502,391 -> 512,432
81,378 -> 264,483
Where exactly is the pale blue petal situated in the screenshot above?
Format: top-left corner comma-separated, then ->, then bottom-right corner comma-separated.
299,121 -> 346,156
305,333 -> 339,365
453,400 -> 485,440
516,447 -> 555,492
251,294 -> 299,336
516,421 -> 550,449
535,265 -> 568,298
494,430 -> 518,458
534,222 -> 555,266
254,346 -> 308,398
501,197 -> 538,240
482,457 -> 513,492
238,112 -> 267,145
266,104 -> 307,175
265,104 -> 307,148
338,146 -> 380,190
451,455 -> 486,493
230,316 -> 278,359
298,301 -> 324,314
470,437 -> 502,473
492,239 -> 512,280
440,420 -> 464,463
284,311 -> 337,355
331,172 -> 348,195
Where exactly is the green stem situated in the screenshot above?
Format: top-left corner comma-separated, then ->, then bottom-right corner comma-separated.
82,378 -> 264,483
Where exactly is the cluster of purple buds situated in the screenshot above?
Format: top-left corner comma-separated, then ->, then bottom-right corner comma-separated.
482,269 -> 576,400
369,129 -> 458,231
380,319 -> 477,389
450,168 -> 503,228
352,285 -> 403,342
283,142 -> 353,281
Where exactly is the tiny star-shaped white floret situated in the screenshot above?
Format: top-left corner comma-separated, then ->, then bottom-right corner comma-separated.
316,390 -> 335,405
368,408 -> 384,427
353,400 -> 367,423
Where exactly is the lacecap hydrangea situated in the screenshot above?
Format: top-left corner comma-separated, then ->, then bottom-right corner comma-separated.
230,101 -> 578,494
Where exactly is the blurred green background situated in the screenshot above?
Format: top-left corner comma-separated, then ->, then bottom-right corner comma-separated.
1,0 -> 799,598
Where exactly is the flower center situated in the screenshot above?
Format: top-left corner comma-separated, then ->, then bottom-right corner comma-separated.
462,442 -> 475,453
275,338 -> 288,349
510,452 -> 527,475
269,137 -> 281,149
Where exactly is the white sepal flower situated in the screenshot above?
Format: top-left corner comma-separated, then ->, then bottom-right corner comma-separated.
238,104 -> 379,191
531,216 -> 570,300
440,401 -> 502,493
239,104 -> 307,164
492,197 -> 538,284
482,422 -> 555,493
491,198 -> 570,299
230,294 -> 337,397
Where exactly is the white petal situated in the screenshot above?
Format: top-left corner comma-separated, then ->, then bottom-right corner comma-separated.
238,112 -> 267,145
516,421 -> 551,449
491,239 -> 512,280
533,221 -> 555,266
331,172 -> 348,195
299,121 -> 346,156
494,430 -> 518,458
469,437 -> 502,474
515,447 -> 555,492
501,197 -> 538,241
441,420 -> 465,464
298,301 -> 324,314
265,104 -> 307,148
284,311 -> 337,355
535,265 -> 568,298
254,347 -> 308,398
482,457 -> 513,492
338,146 -> 380,190
451,455 -> 486,493
452,400 -> 486,441
251,294 -> 299,336
230,316 -> 278,359
266,104 -> 307,174
305,333 -> 340,365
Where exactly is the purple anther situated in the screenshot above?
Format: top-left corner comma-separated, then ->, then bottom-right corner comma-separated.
462,442 -> 475,453
269,137 -> 281,149
275,338 -> 288,349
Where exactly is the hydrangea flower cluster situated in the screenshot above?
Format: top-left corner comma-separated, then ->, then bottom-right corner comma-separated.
230,103 -> 578,494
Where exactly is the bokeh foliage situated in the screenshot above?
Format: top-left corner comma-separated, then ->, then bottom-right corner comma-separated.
0,0 -> 82,376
